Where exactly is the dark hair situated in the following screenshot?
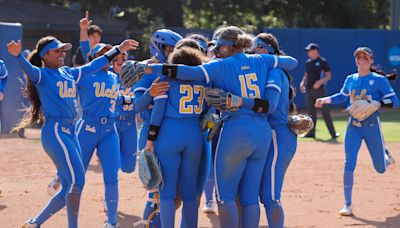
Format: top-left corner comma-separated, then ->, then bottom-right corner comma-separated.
256,33 -> 285,55
13,36 -> 56,132
187,34 -> 209,53
168,47 -> 207,66
370,66 -> 397,81
256,33 -> 296,114
88,25 -> 103,36
175,38 -> 202,52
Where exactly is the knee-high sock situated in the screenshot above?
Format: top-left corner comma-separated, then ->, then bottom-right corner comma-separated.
242,204 -> 260,228
182,201 -> 198,228
105,184 -> 118,224
344,170 -> 354,205
143,192 -> 161,228
160,200 -> 175,228
65,186 -> 82,228
218,201 -> 238,228
265,201 -> 284,228
34,191 -> 66,225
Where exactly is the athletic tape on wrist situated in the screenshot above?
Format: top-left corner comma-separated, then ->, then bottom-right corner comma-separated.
252,98 -> 269,113
104,46 -> 121,61
148,125 -> 161,141
162,64 -> 178,78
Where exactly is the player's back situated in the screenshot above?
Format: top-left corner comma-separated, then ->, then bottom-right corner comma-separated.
208,53 -> 271,117
162,77 -> 207,119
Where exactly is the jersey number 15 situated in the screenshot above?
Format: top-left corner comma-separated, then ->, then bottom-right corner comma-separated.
239,73 -> 260,98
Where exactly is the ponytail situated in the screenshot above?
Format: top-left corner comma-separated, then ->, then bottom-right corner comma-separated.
12,36 -> 55,132
370,66 -> 397,81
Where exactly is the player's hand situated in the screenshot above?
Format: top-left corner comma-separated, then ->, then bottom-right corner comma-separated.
144,140 -> 154,153
0,92 -> 4,101
300,82 -> 306,93
149,77 -> 170,97
119,39 -> 139,52
313,79 -> 323,89
315,97 -> 331,108
7,40 -> 22,56
80,11 -> 92,31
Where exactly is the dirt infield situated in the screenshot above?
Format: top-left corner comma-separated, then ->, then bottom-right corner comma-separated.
1,129 -> 399,228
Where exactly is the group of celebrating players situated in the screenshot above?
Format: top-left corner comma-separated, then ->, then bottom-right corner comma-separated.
5,10 -> 399,228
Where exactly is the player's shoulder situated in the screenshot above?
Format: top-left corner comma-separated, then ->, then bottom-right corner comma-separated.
0,59 -> 4,65
319,56 -> 328,62
371,72 -> 386,79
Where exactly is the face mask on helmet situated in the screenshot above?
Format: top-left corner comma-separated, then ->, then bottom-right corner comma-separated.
149,29 -> 183,63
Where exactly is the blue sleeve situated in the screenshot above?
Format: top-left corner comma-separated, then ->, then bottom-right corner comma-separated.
149,95 -> 168,127
71,56 -> 109,83
340,76 -> 351,97
259,55 -> 298,71
150,63 -> 212,83
379,77 -> 399,108
80,40 -> 91,63
134,90 -> 153,113
329,93 -> 348,104
241,89 -> 280,114
15,54 -> 41,83
264,69 -> 284,113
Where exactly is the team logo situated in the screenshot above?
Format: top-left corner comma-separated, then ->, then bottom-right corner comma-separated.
315,61 -> 320,67
369,80 -> 375,86
85,124 -> 96,133
61,127 -> 71,135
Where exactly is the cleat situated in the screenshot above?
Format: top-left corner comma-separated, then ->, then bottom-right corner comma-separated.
22,219 -> 39,228
104,222 -> 118,228
202,201 -> 216,214
388,153 -> 395,169
47,175 -> 61,196
102,197 -> 108,212
339,204 -> 353,216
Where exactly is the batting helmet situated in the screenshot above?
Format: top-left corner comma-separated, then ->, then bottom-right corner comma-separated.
149,29 -> 182,63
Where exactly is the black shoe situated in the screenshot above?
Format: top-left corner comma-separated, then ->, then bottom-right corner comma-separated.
331,132 -> 340,140
303,133 -> 315,138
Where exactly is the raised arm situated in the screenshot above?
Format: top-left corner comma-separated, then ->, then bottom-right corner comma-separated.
7,40 -> 41,83
79,11 -> 91,63
73,39 -> 139,83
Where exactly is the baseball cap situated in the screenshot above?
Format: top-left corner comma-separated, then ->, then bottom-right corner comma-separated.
353,47 -> 374,58
304,43 -> 319,51
91,43 -> 112,58
39,39 -> 72,58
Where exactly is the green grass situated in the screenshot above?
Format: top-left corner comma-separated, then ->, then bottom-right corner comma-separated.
299,110 -> 400,142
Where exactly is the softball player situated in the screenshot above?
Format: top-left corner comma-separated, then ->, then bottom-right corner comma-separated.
76,43 -> 124,228
253,33 -> 298,228
135,29 -> 181,227
7,35 -> 137,228
140,26 -> 298,228
315,47 -> 399,216
144,46 -> 208,228
112,51 -> 137,174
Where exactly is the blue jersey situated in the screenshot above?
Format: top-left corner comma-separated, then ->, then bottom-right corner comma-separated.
201,53 -> 278,117
115,72 -> 135,116
77,70 -> 120,118
339,72 -> 396,107
266,69 -> 290,127
133,73 -> 158,121
155,77 -> 207,119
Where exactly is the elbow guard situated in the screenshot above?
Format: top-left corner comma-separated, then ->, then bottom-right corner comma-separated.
252,98 -> 269,113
